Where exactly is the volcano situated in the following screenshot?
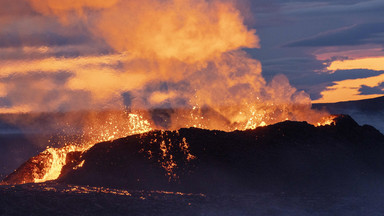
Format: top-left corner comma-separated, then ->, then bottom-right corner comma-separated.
3,115 -> 384,195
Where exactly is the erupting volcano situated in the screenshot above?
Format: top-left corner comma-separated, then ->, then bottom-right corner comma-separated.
1,111 -> 336,185
1,0 -> 384,215
0,0 -> 337,185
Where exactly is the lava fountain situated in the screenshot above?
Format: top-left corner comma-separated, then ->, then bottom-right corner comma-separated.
2,112 -> 153,184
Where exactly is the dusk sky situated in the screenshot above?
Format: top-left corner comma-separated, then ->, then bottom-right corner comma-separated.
0,0 -> 384,113
249,0 -> 384,103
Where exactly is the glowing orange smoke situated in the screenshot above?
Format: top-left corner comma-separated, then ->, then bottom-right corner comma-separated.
28,0 -> 259,63
18,0 -> 326,128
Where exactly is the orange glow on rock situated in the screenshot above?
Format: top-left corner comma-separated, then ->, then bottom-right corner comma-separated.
31,112 -> 153,183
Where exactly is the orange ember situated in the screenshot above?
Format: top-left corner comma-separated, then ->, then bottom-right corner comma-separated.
27,108 -> 334,184
32,113 -> 152,183
316,115 -> 336,127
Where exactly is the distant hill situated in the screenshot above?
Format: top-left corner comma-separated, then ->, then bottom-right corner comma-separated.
313,96 -> 384,133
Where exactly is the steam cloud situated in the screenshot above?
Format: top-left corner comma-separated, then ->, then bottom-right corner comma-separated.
3,0 -> 328,130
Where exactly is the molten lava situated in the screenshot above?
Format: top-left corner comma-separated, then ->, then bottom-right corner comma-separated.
140,130 -> 197,180
22,108 -> 334,184
31,113 -> 152,183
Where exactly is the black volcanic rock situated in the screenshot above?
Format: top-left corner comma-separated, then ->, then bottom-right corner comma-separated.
49,115 -> 384,194
313,96 -> 384,133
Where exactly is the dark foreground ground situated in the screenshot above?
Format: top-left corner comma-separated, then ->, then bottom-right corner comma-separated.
1,183 -> 384,216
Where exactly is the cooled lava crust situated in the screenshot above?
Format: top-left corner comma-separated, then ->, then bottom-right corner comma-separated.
3,115 -> 384,194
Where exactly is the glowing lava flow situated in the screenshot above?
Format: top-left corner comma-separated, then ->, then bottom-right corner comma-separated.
26,109 -> 333,184
316,115 -> 336,127
34,145 -> 87,183
140,130 -> 197,181
32,113 -> 152,183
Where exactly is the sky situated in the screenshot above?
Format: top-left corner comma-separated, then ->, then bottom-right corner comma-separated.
249,0 -> 384,103
0,0 -> 384,113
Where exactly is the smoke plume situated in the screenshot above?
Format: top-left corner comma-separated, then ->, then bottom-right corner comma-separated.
16,0 -> 328,130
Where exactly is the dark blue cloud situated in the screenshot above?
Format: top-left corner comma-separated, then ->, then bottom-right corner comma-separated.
292,69 -> 384,100
359,82 -> 384,95
0,0 -> 36,17
0,97 -> 11,108
284,22 -> 384,47
121,92 -> 133,109
0,6 -> 104,58
0,31 -> 89,48
276,0 -> 362,4
52,46 -> 114,59
296,69 -> 384,85
284,0 -> 384,16
261,57 -> 325,82
0,71 -> 92,111
0,71 -> 73,84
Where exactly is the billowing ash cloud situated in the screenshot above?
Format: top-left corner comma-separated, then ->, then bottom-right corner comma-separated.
0,71 -> 92,112
28,0 -> 259,62
3,0 -> 328,129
